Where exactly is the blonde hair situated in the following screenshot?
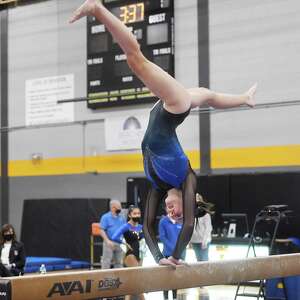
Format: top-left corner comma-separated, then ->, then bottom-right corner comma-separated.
165,189 -> 182,206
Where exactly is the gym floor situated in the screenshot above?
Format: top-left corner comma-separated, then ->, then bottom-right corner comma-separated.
144,285 -> 259,300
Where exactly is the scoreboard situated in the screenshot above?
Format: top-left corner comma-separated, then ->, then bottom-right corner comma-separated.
87,0 -> 174,109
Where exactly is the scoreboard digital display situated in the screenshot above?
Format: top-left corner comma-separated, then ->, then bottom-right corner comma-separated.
110,3 -> 145,24
87,0 -> 174,109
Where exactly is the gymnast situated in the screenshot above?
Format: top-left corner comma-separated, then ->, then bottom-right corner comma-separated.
112,206 -> 145,300
112,206 -> 144,266
69,0 -> 256,266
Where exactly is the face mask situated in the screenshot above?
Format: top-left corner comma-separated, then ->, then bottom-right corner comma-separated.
131,217 -> 140,223
3,234 -> 13,242
115,209 -> 121,215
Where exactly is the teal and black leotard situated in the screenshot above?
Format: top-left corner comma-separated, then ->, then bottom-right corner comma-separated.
141,100 -> 197,263
141,100 -> 190,190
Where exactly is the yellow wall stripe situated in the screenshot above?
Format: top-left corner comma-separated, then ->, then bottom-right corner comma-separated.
8,154 -> 143,177
8,145 -> 300,177
211,144 -> 300,169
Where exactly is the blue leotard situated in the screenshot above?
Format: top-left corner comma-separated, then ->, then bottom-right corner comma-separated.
141,100 -> 190,190
142,100 -> 196,264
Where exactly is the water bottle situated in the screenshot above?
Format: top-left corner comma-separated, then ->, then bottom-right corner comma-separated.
39,264 -> 47,274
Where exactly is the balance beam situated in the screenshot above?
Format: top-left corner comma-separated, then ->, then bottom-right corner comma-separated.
1,253 -> 300,300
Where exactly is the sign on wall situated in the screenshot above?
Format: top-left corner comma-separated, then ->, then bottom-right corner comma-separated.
105,113 -> 149,151
25,74 -> 74,126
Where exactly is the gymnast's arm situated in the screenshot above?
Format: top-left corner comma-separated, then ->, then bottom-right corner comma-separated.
111,223 -> 129,244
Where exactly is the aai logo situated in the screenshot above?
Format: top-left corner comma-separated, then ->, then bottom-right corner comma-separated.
47,280 -> 92,297
47,277 -> 122,297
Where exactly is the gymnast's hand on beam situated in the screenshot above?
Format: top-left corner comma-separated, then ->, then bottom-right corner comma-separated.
168,256 -> 189,266
158,258 -> 177,269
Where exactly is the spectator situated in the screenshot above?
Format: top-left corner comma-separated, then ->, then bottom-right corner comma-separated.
190,207 -> 213,262
99,199 -> 126,269
112,205 -> 145,300
159,193 -> 186,300
0,224 -> 25,277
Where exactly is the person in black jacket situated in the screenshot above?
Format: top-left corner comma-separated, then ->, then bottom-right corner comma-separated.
0,224 -> 25,277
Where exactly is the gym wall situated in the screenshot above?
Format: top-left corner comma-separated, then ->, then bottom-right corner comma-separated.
1,0 -> 299,238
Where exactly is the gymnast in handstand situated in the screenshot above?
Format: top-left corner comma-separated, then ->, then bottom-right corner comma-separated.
69,0 -> 256,266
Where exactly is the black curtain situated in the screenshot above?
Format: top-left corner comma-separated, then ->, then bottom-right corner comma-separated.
21,198 -> 109,261
230,173 -> 300,238
127,172 -> 300,238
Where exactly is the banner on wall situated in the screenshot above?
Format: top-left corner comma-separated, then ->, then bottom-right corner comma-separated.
25,74 -> 74,126
105,113 -> 149,151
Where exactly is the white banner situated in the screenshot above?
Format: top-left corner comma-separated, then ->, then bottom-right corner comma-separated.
105,113 -> 149,151
25,74 -> 74,126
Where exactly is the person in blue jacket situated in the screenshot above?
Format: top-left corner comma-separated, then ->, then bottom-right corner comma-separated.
70,0 -> 257,266
159,194 -> 186,300
99,199 -> 126,269
112,206 -> 145,300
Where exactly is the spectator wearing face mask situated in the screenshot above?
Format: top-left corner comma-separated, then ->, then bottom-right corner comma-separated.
159,193 -> 186,300
0,224 -> 25,277
99,199 -> 126,269
112,206 -> 145,300
190,194 -> 214,262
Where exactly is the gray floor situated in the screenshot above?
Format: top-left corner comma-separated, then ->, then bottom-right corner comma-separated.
144,285 -> 260,300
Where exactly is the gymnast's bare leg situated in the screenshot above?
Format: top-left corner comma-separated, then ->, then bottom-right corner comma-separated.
69,0 -> 257,266
69,0 -> 257,114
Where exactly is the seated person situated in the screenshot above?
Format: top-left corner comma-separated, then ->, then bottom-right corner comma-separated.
0,224 -> 25,277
